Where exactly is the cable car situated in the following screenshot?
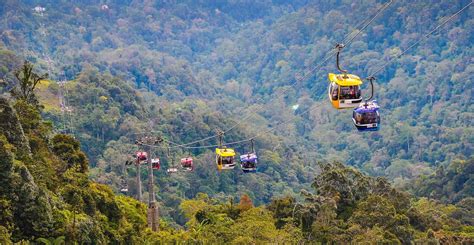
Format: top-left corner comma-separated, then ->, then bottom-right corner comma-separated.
135,151 -> 148,164
166,147 -> 179,173
328,44 -> 363,109
167,167 -> 179,174
120,178 -> 128,193
240,139 -> 257,173
120,185 -> 128,193
352,76 -> 380,131
151,158 -> 160,170
353,100 -> 380,131
216,147 -> 236,170
240,153 -> 257,173
215,132 -> 236,170
180,157 -> 194,171
328,73 -> 363,109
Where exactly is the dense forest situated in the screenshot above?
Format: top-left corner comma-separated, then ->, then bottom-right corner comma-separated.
0,86 -> 472,242
0,0 -> 472,243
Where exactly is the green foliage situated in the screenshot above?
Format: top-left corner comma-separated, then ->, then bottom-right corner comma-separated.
3,0 -> 469,227
0,80 -> 155,243
167,162 -> 473,243
10,61 -> 48,108
0,1 -> 472,243
282,162 -> 473,243
2,93 -> 473,243
0,225 -> 12,244
13,99 -> 41,134
267,196 -> 296,229
51,134 -> 88,173
178,194 -> 301,243
0,98 -> 32,159
411,158 -> 473,204
36,236 -> 65,245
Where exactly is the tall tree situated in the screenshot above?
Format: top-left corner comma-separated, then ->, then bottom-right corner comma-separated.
10,61 -> 48,106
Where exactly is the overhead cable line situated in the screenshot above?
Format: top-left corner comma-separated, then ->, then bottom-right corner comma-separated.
35,11 -> 76,136
342,0 -> 393,48
367,0 -> 472,78
150,0 -> 394,148
141,0 -> 471,151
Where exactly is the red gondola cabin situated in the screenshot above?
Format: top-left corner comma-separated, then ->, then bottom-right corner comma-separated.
136,151 -> 148,164
180,157 -> 194,171
151,158 -> 160,170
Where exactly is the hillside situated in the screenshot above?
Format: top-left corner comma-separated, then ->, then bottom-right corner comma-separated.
0,84 -> 472,242
0,91 -> 151,242
0,0 -> 473,243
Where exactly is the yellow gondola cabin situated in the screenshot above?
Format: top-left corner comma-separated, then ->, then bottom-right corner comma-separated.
328,73 -> 363,109
216,147 -> 236,170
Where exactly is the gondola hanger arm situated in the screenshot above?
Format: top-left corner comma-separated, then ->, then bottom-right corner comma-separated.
364,76 -> 375,103
335,43 -> 349,76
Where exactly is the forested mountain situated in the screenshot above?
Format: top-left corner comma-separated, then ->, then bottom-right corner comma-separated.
0,0 -> 473,243
0,64 -> 150,242
0,89 -> 471,242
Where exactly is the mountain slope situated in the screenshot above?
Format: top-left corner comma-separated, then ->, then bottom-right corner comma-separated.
0,0 -> 472,230
0,94 -> 151,242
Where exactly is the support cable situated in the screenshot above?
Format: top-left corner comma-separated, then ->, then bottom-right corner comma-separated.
139,1 -> 471,151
